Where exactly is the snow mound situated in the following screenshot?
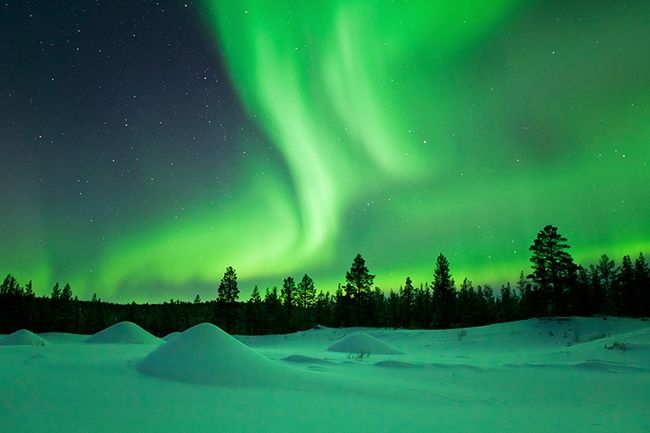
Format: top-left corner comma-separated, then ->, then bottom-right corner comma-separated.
86,321 -> 162,344
327,332 -> 402,354
162,331 -> 181,341
283,354 -> 332,365
0,329 -> 48,346
137,322 -> 285,386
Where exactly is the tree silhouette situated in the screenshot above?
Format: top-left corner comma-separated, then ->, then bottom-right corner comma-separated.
345,254 -> 375,326
617,255 -> 635,315
296,274 -> 316,327
528,225 -> 575,315
635,253 -> 650,316
51,282 -> 61,300
281,276 -> 296,329
432,253 -> 455,328
597,254 -> 617,314
61,283 -> 73,301
400,276 -> 414,328
217,266 -> 239,304
296,274 -> 316,309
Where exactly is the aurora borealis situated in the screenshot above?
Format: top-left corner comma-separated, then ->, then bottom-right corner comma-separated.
1,1 -> 649,302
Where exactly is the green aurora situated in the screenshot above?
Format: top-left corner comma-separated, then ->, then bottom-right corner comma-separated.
2,0 -> 649,302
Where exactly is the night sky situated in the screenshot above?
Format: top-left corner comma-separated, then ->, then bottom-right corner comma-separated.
2,1 -> 649,303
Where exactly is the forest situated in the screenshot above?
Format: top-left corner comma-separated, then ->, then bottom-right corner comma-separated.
1,225 -> 648,336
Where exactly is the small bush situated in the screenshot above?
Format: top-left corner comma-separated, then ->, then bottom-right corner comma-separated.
347,351 -> 370,361
604,342 -> 626,352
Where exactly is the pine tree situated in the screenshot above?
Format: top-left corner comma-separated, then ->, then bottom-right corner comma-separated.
281,276 -> 296,329
51,282 -> 61,300
0,274 -> 9,295
296,274 -> 316,309
588,264 -> 605,314
617,255 -> 635,316
597,254 -> 617,314
413,285 -> 432,329
634,253 -> 650,316
528,225 -> 575,316
217,266 -> 239,304
400,277 -> 415,328
457,277 -> 474,326
246,286 -> 263,334
344,254 -> 375,326
0,274 -> 21,296
386,289 -> 400,327
24,280 -> 34,298
264,287 -> 282,333
61,283 -> 73,301
249,286 -> 262,304
498,283 -> 519,322
296,274 -> 316,328
432,253 -> 456,328
314,290 -> 333,326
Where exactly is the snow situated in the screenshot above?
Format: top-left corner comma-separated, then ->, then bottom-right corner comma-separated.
137,323 -> 301,386
162,331 -> 180,341
326,331 -> 402,354
0,317 -> 649,432
0,329 -> 48,346
86,321 -> 163,344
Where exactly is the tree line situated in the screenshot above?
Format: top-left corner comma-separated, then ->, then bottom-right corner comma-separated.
1,225 -> 648,336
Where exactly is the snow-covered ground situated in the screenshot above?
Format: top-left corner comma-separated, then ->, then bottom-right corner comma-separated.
1,317 -> 648,433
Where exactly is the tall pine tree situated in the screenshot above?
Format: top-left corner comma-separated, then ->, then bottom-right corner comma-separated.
281,276 -> 296,330
432,253 -> 455,328
217,266 -> 239,304
345,254 -> 375,326
528,225 -> 575,316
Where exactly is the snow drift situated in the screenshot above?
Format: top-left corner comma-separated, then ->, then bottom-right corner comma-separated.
137,322 -> 288,386
162,331 -> 180,341
327,332 -> 402,354
86,321 -> 162,344
0,329 -> 48,346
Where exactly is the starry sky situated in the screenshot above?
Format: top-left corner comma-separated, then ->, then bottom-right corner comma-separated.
1,1 -> 649,303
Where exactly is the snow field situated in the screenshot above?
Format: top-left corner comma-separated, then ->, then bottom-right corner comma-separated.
0,317 -> 648,433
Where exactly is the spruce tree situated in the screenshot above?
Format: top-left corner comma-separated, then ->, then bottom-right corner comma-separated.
249,286 -> 262,304
597,254 -> 619,315
413,285 -> 432,329
528,225 -> 575,315
296,274 -> 316,328
264,287 -> 282,333
24,280 -> 34,298
217,266 -> 239,304
634,253 -> 650,316
246,286 -> 263,334
400,277 -> 415,328
281,276 -> 296,329
61,283 -> 73,301
296,274 -> 316,309
344,254 -> 375,326
617,255 -> 635,316
432,253 -> 456,328
51,282 -> 61,300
